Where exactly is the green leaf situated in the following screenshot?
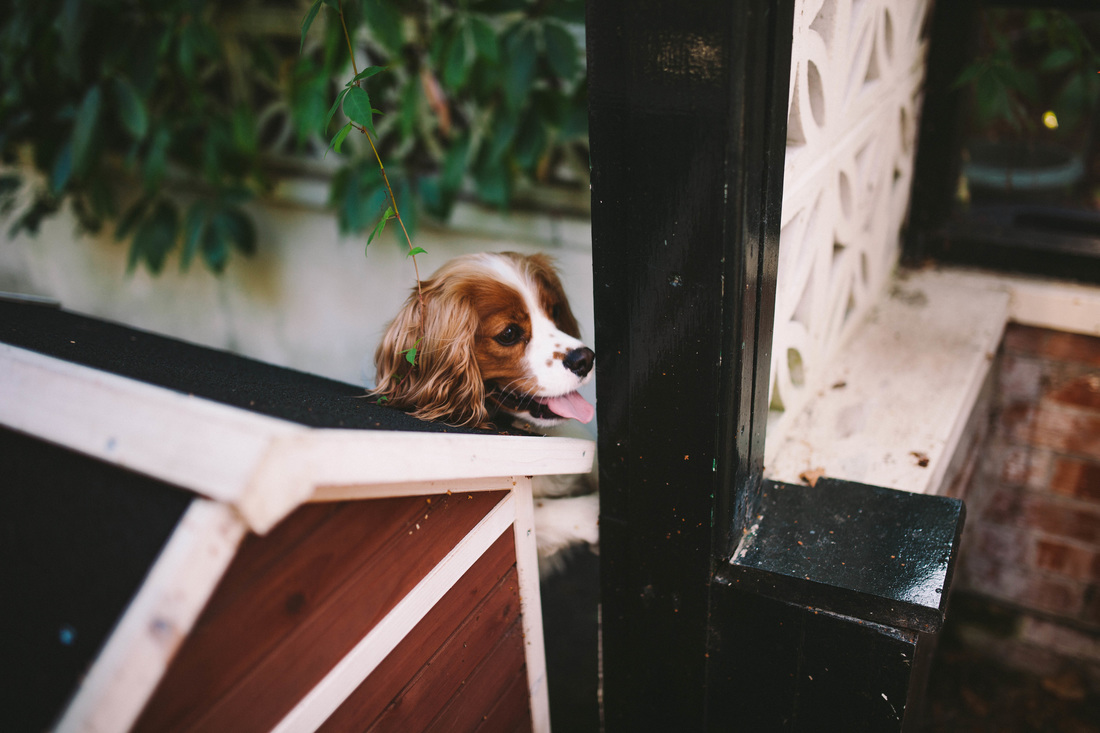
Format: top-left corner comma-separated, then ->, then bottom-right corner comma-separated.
348,66 -> 388,86
181,202 -> 207,272
327,121 -> 354,157
514,110 -> 547,171
362,0 -> 404,53
325,87 -> 351,131
71,85 -> 102,176
444,27 -> 473,89
50,142 -> 73,196
343,86 -> 376,135
469,17 -> 499,63
1041,47 -> 1077,72
543,22 -> 579,81
115,197 -> 150,242
441,135 -> 471,194
112,78 -> 148,140
407,246 -> 427,258
300,0 -> 323,53
218,208 -> 257,257
503,26 -> 538,110
143,127 -> 171,191
403,338 -> 421,365
399,79 -> 420,141
474,161 -> 509,208
129,200 -> 178,275
367,206 -> 394,245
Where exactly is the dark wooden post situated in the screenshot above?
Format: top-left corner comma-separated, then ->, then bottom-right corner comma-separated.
588,1 -> 794,728
589,1 -> 966,730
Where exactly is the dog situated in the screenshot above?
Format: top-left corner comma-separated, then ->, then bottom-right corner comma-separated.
372,251 -> 599,574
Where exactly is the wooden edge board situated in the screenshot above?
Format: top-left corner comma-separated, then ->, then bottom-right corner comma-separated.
0,344 -> 596,534
56,500 -> 247,733
511,476 -> 551,733
270,492 -> 529,733
0,343 -> 299,513
310,476 -> 523,502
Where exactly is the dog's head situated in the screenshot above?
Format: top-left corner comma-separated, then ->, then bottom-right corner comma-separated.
372,252 -> 595,428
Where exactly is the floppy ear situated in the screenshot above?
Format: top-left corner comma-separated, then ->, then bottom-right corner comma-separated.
372,284 -> 491,427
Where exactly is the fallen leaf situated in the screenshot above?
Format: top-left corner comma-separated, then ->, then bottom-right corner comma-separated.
799,467 -> 826,487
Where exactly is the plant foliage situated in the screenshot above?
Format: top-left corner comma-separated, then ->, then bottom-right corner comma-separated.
956,10 -> 1100,141
0,0 -> 588,274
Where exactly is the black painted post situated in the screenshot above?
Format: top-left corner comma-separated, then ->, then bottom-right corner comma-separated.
589,0 -> 967,730
588,0 -> 793,729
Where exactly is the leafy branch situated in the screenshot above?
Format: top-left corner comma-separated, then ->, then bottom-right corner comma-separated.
303,0 -> 427,347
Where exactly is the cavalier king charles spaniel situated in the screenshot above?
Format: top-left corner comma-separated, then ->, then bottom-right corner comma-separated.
372,251 -> 599,573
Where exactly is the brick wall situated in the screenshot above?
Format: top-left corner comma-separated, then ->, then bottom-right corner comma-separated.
957,324 -> 1100,678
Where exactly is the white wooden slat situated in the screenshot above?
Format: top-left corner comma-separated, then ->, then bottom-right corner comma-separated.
511,476 -> 551,733
56,500 -> 247,733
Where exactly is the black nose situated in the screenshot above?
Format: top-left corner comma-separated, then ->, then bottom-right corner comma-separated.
563,347 -> 595,378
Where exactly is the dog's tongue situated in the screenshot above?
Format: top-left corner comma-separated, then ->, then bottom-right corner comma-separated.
542,391 -> 596,424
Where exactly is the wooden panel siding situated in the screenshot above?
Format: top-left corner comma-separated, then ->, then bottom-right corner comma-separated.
320,530 -> 526,732
134,490 -> 507,732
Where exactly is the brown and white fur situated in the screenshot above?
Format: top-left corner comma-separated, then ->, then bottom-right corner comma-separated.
372,251 -> 598,573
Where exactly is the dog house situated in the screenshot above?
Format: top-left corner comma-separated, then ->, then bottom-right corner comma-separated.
1,298 -> 593,732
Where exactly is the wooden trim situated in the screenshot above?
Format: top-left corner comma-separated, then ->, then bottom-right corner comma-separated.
0,343 -> 298,518
269,492 -> 517,732
310,476 -> 520,502
0,345 -> 595,533
56,500 -> 246,733
511,476 -> 550,733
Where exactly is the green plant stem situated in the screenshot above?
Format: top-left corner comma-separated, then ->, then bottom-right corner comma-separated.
337,0 -> 425,322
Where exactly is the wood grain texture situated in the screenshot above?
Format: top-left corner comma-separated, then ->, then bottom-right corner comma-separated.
424,620 -> 529,733
319,530 -> 524,731
133,490 -> 506,733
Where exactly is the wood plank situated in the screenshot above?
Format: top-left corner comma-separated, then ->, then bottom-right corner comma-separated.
317,532 -> 517,731
509,476 -> 549,732
473,666 -> 535,733
274,494 -> 517,732
362,568 -> 522,732
424,619 -> 529,733
134,491 -> 505,732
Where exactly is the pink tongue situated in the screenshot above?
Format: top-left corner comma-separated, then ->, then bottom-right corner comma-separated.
543,391 -> 596,424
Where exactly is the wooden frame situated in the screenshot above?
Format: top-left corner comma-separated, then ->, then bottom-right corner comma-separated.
1,314 -> 592,732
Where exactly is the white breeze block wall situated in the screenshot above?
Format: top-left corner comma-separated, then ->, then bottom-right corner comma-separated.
769,0 -> 930,437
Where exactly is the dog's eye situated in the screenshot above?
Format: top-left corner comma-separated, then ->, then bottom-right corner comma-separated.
494,324 -> 523,346
550,304 -> 562,322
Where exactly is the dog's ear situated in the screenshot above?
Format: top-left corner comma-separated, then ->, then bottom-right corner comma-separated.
372,285 -> 490,427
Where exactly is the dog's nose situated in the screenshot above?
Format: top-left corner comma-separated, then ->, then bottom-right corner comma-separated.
563,347 -> 595,378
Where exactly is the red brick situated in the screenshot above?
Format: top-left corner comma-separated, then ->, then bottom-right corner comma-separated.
1035,538 -> 1099,582
1047,374 -> 1100,411
1043,331 -> 1100,368
1084,588 -> 1100,626
1005,324 -> 1100,367
1000,445 -> 1053,491
967,565 -> 1084,617
1003,324 -> 1052,358
1000,403 -> 1037,444
1000,354 -> 1044,403
1030,402 -> 1100,460
1050,458 -> 1100,502
1027,498 -> 1100,545
980,487 -> 1100,544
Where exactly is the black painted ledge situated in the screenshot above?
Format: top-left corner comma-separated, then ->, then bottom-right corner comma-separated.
723,478 -> 966,634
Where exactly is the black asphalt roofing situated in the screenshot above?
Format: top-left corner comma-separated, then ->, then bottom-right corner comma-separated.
0,298 -> 522,436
